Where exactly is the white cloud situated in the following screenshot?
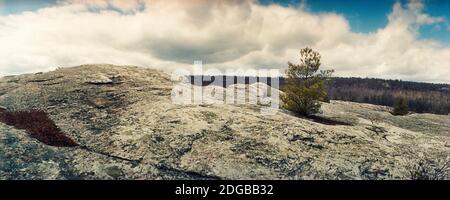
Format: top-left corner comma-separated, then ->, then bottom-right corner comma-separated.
0,0 -> 449,83
389,0 -> 445,28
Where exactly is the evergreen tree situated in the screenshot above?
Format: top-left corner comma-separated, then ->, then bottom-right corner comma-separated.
281,47 -> 333,116
393,98 -> 409,116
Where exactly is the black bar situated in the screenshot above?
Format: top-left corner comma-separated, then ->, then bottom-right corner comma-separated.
0,180 -> 447,199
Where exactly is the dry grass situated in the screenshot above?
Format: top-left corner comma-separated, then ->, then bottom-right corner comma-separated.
407,157 -> 450,180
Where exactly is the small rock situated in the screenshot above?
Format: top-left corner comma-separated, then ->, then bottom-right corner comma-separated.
105,166 -> 123,178
288,134 -> 315,142
445,141 -> 450,148
151,134 -> 165,143
366,126 -> 387,134
89,98 -> 111,109
86,74 -> 113,85
168,119 -> 181,124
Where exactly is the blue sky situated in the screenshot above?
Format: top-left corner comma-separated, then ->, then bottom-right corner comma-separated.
0,0 -> 57,14
261,0 -> 450,43
1,0 -> 449,43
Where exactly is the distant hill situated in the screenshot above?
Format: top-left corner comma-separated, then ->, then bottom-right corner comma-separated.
190,76 -> 450,115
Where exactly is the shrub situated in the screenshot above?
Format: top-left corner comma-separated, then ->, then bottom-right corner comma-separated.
0,109 -> 79,147
393,98 -> 409,116
281,47 -> 333,116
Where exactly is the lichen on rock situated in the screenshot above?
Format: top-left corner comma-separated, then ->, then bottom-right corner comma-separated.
0,64 -> 449,180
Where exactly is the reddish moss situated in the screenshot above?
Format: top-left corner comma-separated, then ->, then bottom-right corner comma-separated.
0,109 -> 79,147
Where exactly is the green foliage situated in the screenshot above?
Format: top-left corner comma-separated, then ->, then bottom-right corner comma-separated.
393,98 -> 409,116
281,47 -> 333,116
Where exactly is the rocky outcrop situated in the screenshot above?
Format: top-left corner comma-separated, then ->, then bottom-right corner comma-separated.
0,64 -> 449,180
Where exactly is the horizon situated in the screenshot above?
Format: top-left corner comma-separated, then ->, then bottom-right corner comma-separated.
0,0 -> 449,83
3,63 -> 450,85
8,64 -> 450,87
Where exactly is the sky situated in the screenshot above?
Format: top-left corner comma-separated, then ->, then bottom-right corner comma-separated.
0,0 -> 449,83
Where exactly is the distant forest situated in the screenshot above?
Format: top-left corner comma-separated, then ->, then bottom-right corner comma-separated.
189,76 -> 450,115
327,77 -> 450,115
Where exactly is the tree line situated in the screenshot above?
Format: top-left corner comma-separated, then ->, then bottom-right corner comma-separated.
190,47 -> 450,115
327,77 -> 450,115
192,76 -> 450,115
189,75 -> 450,115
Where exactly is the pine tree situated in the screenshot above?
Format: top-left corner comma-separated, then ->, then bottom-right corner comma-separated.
393,98 -> 409,116
281,47 -> 333,116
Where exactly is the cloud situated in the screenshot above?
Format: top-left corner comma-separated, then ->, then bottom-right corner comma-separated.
389,0 -> 445,28
0,0 -> 449,83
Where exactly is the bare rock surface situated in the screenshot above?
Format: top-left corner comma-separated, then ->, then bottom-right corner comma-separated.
0,64 -> 449,180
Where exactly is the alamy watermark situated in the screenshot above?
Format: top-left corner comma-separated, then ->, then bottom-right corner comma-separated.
171,61 -> 280,115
